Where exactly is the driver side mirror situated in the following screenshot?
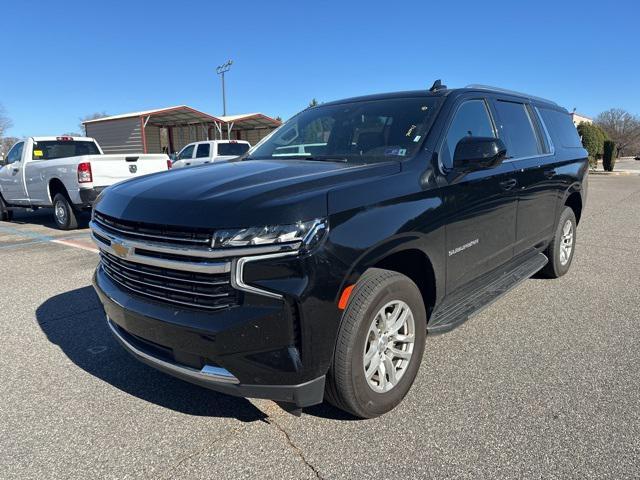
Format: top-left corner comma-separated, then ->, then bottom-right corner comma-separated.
453,137 -> 507,172
0,158 -> 6,167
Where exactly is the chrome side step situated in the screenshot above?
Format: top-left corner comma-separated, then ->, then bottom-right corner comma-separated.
428,251 -> 548,334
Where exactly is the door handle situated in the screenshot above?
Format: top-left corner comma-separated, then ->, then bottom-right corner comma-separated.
12,168 -> 19,173
544,169 -> 556,178
499,178 -> 518,191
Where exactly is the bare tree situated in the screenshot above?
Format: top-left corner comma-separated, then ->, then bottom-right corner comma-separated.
0,104 -> 12,138
79,111 -> 108,135
595,108 -> 640,157
1,136 -> 20,157
0,104 -> 14,158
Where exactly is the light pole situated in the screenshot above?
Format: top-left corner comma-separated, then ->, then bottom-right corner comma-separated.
216,60 -> 233,116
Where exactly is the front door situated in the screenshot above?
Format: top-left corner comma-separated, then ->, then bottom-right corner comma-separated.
439,98 -> 518,293
0,141 -> 28,204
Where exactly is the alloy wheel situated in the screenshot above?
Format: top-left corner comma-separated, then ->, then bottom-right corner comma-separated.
363,300 -> 415,393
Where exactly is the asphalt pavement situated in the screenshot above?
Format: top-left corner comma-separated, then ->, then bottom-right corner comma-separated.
1,175 -> 639,479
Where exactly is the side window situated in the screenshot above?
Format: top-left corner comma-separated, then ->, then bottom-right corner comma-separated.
539,108 -> 582,149
178,144 -> 195,160
494,101 -> 541,159
6,142 -> 24,164
441,100 -> 495,168
195,143 -> 210,158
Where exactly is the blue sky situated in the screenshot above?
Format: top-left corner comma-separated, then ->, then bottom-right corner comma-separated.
2,0 -> 638,137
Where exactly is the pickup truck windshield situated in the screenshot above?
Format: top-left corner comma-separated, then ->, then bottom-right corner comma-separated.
218,143 -> 250,156
32,140 -> 100,160
249,97 -> 441,163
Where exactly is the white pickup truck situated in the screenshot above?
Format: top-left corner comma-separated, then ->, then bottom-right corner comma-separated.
0,136 -> 170,229
171,140 -> 251,169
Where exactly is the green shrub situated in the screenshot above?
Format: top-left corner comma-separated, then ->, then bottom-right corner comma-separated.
578,122 -> 608,169
603,140 -> 616,171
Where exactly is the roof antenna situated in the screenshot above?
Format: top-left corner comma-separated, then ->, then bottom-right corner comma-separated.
429,79 -> 447,92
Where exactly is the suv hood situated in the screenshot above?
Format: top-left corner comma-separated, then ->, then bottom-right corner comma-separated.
95,159 -> 400,229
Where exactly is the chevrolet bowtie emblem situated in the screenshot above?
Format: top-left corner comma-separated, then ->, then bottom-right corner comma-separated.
111,239 -> 130,258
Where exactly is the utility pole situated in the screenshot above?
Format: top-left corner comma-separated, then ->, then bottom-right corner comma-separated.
216,60 -> 233,116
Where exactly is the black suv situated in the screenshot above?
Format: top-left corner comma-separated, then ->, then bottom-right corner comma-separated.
91,83 -> 588,418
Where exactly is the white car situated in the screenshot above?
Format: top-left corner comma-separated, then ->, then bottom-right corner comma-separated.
0,136 -> 170,229
171,140 -> 251,169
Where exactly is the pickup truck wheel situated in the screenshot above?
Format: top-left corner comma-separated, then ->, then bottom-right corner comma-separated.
326,268 -> 426,418
541,206 -> 577,278
0,196 -> 13,222
53,193 -> 78,230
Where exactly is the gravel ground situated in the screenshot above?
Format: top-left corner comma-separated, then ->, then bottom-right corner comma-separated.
0,175 -> 639,479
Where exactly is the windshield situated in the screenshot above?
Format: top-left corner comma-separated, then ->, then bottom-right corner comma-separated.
249,97 -> 441,163
32,140 -> 100,160
218,142 -> 250,156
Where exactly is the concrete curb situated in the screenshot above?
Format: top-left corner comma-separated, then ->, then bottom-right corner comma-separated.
589,170 -> 640,176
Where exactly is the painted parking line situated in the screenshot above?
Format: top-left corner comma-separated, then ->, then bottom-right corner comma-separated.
51,238 -> 99,253
0,224 -> 98,253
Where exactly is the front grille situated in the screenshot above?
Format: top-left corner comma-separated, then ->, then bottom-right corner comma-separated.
100,251 -> 238,311
94,211 -> 213,247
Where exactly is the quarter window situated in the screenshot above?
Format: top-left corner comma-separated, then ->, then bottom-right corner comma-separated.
195,143 -> 211,158
539,108 -> 583,149
441,99 -> 495,169
494,101 -> 541,159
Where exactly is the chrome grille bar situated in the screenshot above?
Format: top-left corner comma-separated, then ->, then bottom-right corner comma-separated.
94,212 -> 211,245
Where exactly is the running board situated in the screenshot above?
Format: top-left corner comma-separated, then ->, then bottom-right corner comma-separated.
428,251 -> 548,334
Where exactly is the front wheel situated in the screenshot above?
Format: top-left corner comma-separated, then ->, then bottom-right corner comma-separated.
0,196 -> 13,222
325,268 -> 427,418
52,193 -> 78,230
541,206 -> 577,278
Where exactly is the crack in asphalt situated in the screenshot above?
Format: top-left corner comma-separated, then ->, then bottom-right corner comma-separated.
156,425 -> 244,480
267,416 -> 324,480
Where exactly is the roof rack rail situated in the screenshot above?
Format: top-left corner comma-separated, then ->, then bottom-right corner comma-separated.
465,84 -> 558,106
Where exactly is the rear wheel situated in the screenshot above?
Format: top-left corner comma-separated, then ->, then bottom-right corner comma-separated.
53,193 -> 78,230
0,196 -> 13,222
541,206 -> 577,278
326,268 -> 427,418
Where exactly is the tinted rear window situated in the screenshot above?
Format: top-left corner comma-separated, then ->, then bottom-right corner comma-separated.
539,108 -> 583,148
217,143 -> 250,156
494,101 -> 541,158
33,141 -> 100,160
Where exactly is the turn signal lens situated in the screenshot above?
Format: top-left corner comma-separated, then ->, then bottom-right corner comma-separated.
167,159 -> 172,170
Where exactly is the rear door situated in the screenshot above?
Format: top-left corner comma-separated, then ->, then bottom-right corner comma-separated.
491,99 -> 558,254
440,97 -> 518,293
0,141 -> 28,204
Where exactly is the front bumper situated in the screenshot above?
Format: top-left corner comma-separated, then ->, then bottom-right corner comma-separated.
93,263 -> 334,407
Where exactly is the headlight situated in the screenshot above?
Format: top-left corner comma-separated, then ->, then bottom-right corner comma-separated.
213,218 -> 327,249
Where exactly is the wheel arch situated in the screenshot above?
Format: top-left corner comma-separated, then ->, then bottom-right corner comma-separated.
338,238 -> 444,321
564,190 -> 583,224
373,249 -> 437,318
48,178 -> 69,203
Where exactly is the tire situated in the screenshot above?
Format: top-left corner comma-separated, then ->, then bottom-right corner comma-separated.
52,193 -> 78,230
540,206 -> 577,278
0,195 -> 13,222
326,268 -> 427,418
